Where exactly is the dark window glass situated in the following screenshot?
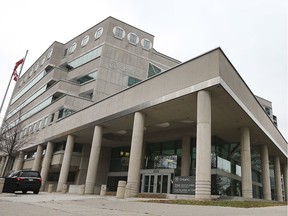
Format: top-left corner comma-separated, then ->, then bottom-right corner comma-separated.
128,76 -> 141,86
148,63 -> 161,77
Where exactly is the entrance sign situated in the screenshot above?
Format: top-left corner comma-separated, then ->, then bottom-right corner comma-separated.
172,176 -> 195,194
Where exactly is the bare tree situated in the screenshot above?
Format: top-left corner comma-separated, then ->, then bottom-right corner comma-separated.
0,110 -> 31,176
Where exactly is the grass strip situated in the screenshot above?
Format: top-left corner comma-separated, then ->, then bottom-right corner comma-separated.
143,199 -> 288,208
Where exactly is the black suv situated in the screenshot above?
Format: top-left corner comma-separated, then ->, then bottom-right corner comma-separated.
3,170 -> 42,194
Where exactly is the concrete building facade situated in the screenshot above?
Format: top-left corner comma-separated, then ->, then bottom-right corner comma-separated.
0,17 -> 287,201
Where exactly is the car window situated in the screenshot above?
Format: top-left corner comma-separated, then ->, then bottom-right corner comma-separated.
19,171 -> 40,177
7,171 -> 19,177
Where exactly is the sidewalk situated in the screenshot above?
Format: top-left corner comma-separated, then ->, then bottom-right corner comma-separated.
0,192 -> 287,216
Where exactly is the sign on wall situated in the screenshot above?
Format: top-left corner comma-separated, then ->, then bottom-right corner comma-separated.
172,176 -> 195,194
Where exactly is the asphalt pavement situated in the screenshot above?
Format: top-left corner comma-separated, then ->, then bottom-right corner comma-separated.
0,192 -> 287,216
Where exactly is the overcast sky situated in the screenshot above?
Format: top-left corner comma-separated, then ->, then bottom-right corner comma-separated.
0,0 -> 287,140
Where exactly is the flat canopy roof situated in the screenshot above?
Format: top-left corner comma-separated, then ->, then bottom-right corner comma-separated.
32,48 -> 287,162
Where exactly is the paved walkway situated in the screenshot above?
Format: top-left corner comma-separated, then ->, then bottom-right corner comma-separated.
0,192 -> 287,216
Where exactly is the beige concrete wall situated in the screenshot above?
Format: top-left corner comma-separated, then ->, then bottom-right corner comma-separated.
49,152 -> 81,167
32,49 -> 221,143
219,51 -> 287,157
22,159 -> 34,170
51,152 -> 64,165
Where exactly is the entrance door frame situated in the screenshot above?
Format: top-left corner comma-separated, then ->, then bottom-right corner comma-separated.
140,169 -> 175,194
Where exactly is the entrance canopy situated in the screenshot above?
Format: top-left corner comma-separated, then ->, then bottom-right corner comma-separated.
34,48 -> 287,163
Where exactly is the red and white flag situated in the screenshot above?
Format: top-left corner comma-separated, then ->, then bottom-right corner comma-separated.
12,58 -> 24,81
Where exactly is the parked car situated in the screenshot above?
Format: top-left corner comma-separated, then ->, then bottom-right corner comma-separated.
3,170 -> 42,194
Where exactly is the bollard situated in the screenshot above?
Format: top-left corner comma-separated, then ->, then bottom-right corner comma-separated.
100,184 -> 106,196
0,178 -> 5,194
48,184 -> 53,193
62,184 -> 68,193
116,181 -> 126,199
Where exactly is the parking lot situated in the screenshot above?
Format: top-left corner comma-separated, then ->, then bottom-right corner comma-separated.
0,192 -> 287,216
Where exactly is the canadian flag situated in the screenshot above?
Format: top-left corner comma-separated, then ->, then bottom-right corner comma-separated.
12,58 -> 24,81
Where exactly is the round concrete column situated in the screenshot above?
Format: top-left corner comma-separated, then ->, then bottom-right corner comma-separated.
57,135 -> 75,192
261,145 -> 271,200
195,90 -> 211,200
240,127 -> 253,198
181,135 -> 190,176
32,145 -> 44,171
40,142 -> 54,191
274,156 -> 283,201
14,151 -> 24,171
0,157 -> 5,176
282,163 -> 288,201
85,125 -> 103,194
125,112 -> 145,198
0,156 -> 8,177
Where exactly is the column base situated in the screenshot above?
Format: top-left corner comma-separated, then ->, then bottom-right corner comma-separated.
242,190 -> 253,199
125,182 -> 139,198
195,180 -> 211,200
56,182 -> 64,192
85,182 -> 94,194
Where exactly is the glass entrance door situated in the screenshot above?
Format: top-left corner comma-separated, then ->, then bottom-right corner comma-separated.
141,173 -> 171,194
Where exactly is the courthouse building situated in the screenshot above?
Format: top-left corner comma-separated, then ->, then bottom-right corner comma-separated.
0,17 -> 287,200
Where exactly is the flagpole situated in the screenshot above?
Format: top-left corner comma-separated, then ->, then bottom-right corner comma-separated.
18,50 -> 28,77
0,50 -> 28,114
0,75 -> 13,114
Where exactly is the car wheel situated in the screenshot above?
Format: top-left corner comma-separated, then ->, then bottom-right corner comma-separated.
33,190 -> 39,194
22,190 -> 27,194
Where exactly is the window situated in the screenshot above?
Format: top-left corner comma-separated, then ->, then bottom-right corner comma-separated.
94,27 -> 103,39
47,48 -> 53,59
69,43 -> 77,54
128,33 -> 139,45
34,63 -> 39,72
73,143 -> 82,153
73,71 -> 97,84
38,120 -> 42,130
23,128 -> 28,136
66,46 -> 102,69
81,35 -> 89,47
11,70 -> 48,104
58,108 -> 75,119
23,75 -> 28,83
33,123 -> 37,132
10,96 -> 54,125
44,117 -> 48,127
113,26 -> 125,39
19,131 -> 23,139
79,90 -> 93,99
141,38 -> 152,50
148,63 -> 162,77
50,113 -> 55,123
128,76 -> 141,86
19,79 -> 23,87
64,48 -> 68,56
265,107 -> 272,116
7,85 -> 48,119
40,57 -> 46,66
29,69 -> 33,77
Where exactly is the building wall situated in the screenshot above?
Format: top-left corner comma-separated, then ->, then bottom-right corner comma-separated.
219,52 -> 287,157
